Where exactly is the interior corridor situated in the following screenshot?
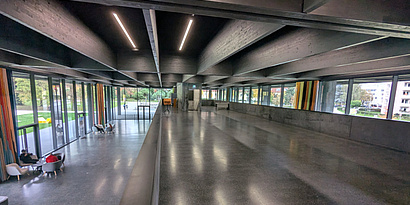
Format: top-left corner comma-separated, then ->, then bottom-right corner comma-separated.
159,107 -> 410,205
0,120 -> 150,205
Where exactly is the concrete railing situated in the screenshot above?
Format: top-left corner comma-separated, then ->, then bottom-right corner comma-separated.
229,102 -> 410,153
120,105 -> 162,205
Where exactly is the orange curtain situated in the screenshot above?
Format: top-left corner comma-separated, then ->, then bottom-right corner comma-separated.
294,81 -> 319,111
0,68 -> 18,181
96,84 -> 105,125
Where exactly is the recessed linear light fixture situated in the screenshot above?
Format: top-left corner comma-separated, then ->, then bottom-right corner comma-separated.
179,19 -> 193,51
113,12 -> 137,50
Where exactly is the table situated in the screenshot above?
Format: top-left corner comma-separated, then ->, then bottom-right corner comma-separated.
32,159 -> 45,173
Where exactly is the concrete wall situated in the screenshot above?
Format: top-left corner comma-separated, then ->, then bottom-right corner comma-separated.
229,102 -> 410,153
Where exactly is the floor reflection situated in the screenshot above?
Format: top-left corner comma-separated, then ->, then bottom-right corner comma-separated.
159,107 -> 410,205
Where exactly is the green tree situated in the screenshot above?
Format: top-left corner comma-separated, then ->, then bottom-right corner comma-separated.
284,87 -> 295,106
352,84 -> 373,106
350,100 -> 361,108
14,78 -> 31,106
270,93 -> 280,106
335,84 -> 347,106
35,80 -> 50,110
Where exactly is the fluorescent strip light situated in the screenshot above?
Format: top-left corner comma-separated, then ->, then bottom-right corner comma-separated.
113,13 -> 137,49
179,19 -> 193,51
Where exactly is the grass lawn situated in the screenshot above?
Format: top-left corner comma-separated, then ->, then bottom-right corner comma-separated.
353,112 -> 386,119
17,112 -> 76,135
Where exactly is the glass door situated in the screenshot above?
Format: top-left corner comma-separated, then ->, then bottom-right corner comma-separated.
52,79 -> 65,147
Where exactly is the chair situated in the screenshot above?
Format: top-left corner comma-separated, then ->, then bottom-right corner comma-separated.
105,124 -> 115,133
6,163 -> 28,180
19,155 -> 39,170
54,153 -> 65,167
43,160 -> 63,176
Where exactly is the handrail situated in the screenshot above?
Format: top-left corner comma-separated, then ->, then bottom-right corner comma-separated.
17,123 -> 38,130
120,104 -> 162,205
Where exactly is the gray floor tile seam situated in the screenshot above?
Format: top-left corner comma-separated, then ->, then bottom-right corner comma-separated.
202,112 -> 410,190
160,112 -> 383,203
198,114 -> 406,205
160,109 -> 410,203
210,109 -> 410,180
207,116 -> 410,190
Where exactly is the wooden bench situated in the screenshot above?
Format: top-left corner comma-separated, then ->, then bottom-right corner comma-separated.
215,102 -> 229,110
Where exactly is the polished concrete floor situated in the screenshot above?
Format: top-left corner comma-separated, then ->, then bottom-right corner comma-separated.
159,107 -> 410,205
0,120 -> 151,205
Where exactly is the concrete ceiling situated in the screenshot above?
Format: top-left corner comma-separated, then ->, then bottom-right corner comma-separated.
0,0 -> 408,88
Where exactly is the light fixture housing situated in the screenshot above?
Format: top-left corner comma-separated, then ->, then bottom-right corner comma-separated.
179,19 -> 193,51
113,12 -> 137,49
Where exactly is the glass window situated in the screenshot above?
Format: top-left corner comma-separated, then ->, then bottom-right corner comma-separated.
112,87 -> 117,120
202,89 -> 209,99
260,86 -> 270,105
283,83 -> 296,108
393,75 -> 410,122
150,88 -> 161,103
13,72 -> 36,153
85,83 -> 92,132
210,90 -> 218,100
76,83 -> 85,137
251,87 -> 258,104
333,80 -> 349,114
66,81 -> 76,142
349,77 -> 392,119
35,76 -> 53,155
51,79 -> 65,147
93,84 -> 98,125
13,73 -> 34,127
238,88 -> 243,103
270,85 -> 281,107
244,87 -> 250,103
230,88 -> 236,102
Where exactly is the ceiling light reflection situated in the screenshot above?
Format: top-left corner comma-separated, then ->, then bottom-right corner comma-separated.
113,13 -> 137,49
179,19 -> 193,51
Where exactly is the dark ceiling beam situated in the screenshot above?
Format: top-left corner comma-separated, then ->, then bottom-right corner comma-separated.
70,54 -> 113,71
234,28 -> 383,76
46,67 -> 90,80
185,76 -> 204,84
138,73 -> 160,82
19,58 -> 67,69
161,74 -> 182,82
71,0 -> 410,38
309,0 -> 410,26
182,74 -> 195,82
160,82 -> 176,88
143,9 -> 162,87
300,55 -> 410,78
78,70 -> 113,80
204,76 -> 228,84
160,55 -> 197,74
0,15 -> 71,68
201,60 -> 233,76
197,20 -> 284,74
0,49 -> 20,65
117,51 -> 157,72
0,0 -> 115,68
303,0 -> 332,13
268,38 -> 410,77
112,72 -> 138,81
0,1 -> 145,86
223,77 -> 258,84
238,70 -> 265,78
322,66 -> 410,81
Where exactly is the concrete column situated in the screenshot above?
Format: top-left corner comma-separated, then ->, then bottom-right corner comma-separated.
320,81 -> 337,113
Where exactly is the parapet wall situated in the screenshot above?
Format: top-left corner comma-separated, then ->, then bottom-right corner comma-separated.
228,102 -> 410,153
